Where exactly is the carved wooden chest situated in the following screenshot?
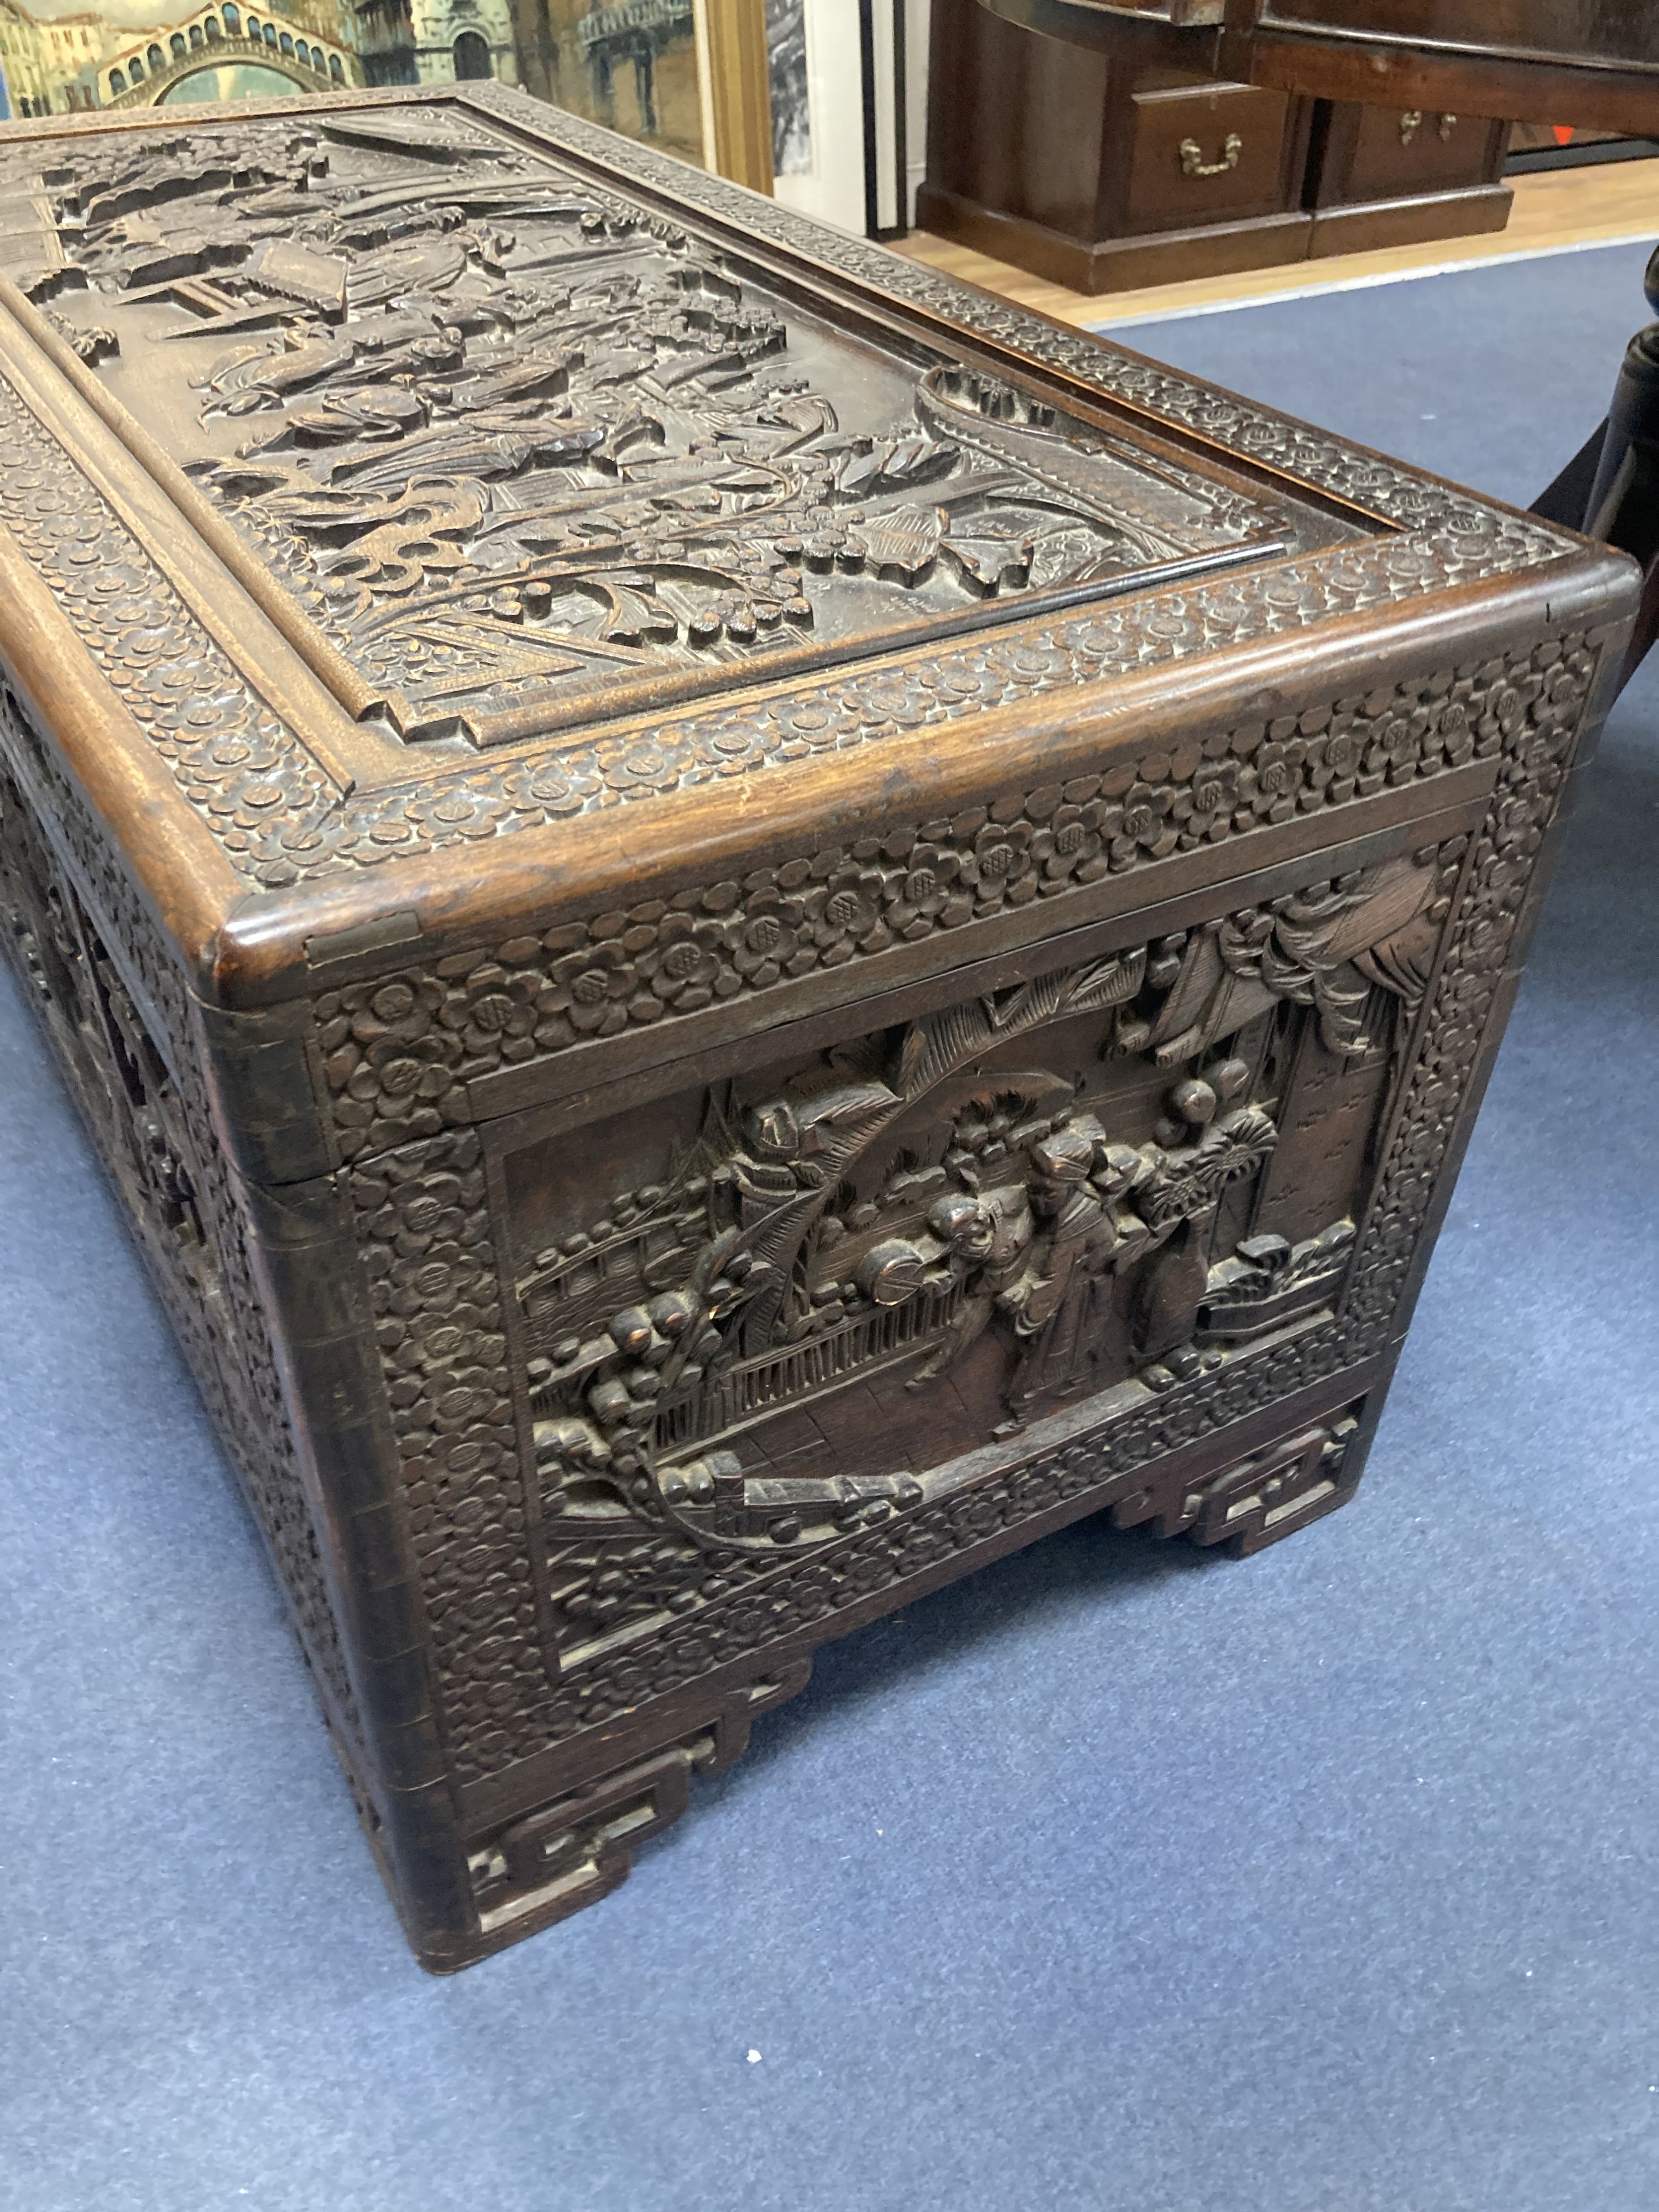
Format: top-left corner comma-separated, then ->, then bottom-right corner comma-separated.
0,85 -> 1635,1970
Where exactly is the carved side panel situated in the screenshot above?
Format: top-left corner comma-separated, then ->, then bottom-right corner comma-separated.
345,799 -> 1500,1787
506,846 -> 1449,1652
0,720 -> 362,1746
2,620 -> 1600,1810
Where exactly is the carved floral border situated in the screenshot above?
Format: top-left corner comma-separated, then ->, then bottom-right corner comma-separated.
347,628 -> 1599,1784
0,93 -> 1579,899
317,646 -> 1572,1161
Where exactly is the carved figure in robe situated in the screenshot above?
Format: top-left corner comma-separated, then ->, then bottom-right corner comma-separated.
905,1182 -> 1036,1387
1131,1068 -> 1278,1380
1000,1120 -> 1123,1425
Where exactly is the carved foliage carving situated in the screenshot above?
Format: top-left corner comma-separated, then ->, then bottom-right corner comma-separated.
0,674 -> 194,1053
14,113 -> 1281,745
458,83 -> 1567,578
429,607 -> 1582,1773
243,535 -> 1566,886
0,627 -> 1593,1796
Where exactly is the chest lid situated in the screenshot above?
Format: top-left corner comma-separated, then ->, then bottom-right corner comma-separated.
0,85 -> 1621,1019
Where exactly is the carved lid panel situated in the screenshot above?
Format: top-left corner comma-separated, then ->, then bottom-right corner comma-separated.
0,102 -> 1344,753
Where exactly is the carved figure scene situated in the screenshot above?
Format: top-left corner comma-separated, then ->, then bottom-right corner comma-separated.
0,112 -> 1338,744
508,841 -> 1463,1663
0,781 -> 206,1266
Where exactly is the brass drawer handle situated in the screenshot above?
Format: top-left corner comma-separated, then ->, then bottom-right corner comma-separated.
1401,110 -> 1459,145
1180,132 -> 1243,179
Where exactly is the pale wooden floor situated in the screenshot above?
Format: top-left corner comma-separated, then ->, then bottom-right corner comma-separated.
899,158 -> 1659,328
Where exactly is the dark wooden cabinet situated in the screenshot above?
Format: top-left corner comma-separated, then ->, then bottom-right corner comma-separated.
973,0 -> 1659,140
1121,80 -> 1303,229
1306,97 -> 1511,255
921,0 -> 1511,295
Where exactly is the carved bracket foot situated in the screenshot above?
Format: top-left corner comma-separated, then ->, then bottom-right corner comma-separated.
461,1661 -> 812,1953
1110,1409 -> 1364,1558
1183,1415 -> 1363,1556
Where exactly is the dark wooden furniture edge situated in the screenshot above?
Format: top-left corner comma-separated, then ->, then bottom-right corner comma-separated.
914,182 -> 1318,294
974,1 -> 1659,132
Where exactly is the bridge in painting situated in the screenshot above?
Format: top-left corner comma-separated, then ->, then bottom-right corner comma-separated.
103,7 -> 352,108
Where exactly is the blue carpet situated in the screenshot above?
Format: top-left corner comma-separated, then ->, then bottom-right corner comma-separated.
1098,241 -> 1655,515
3,243 -> 1657,2212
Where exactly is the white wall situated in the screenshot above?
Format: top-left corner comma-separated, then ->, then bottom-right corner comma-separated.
773,0 -> 928,237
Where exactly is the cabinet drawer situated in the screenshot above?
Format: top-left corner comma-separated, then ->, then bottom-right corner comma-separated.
1331,103 -> 1505,204
1122,81 -> 1299,231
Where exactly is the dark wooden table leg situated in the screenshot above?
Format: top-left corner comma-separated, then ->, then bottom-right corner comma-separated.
1533,246 -> 1659,686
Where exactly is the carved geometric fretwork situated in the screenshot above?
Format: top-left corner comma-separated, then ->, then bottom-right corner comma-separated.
1161,1413 -> 1363,1556
462,1662 -> 809,1943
